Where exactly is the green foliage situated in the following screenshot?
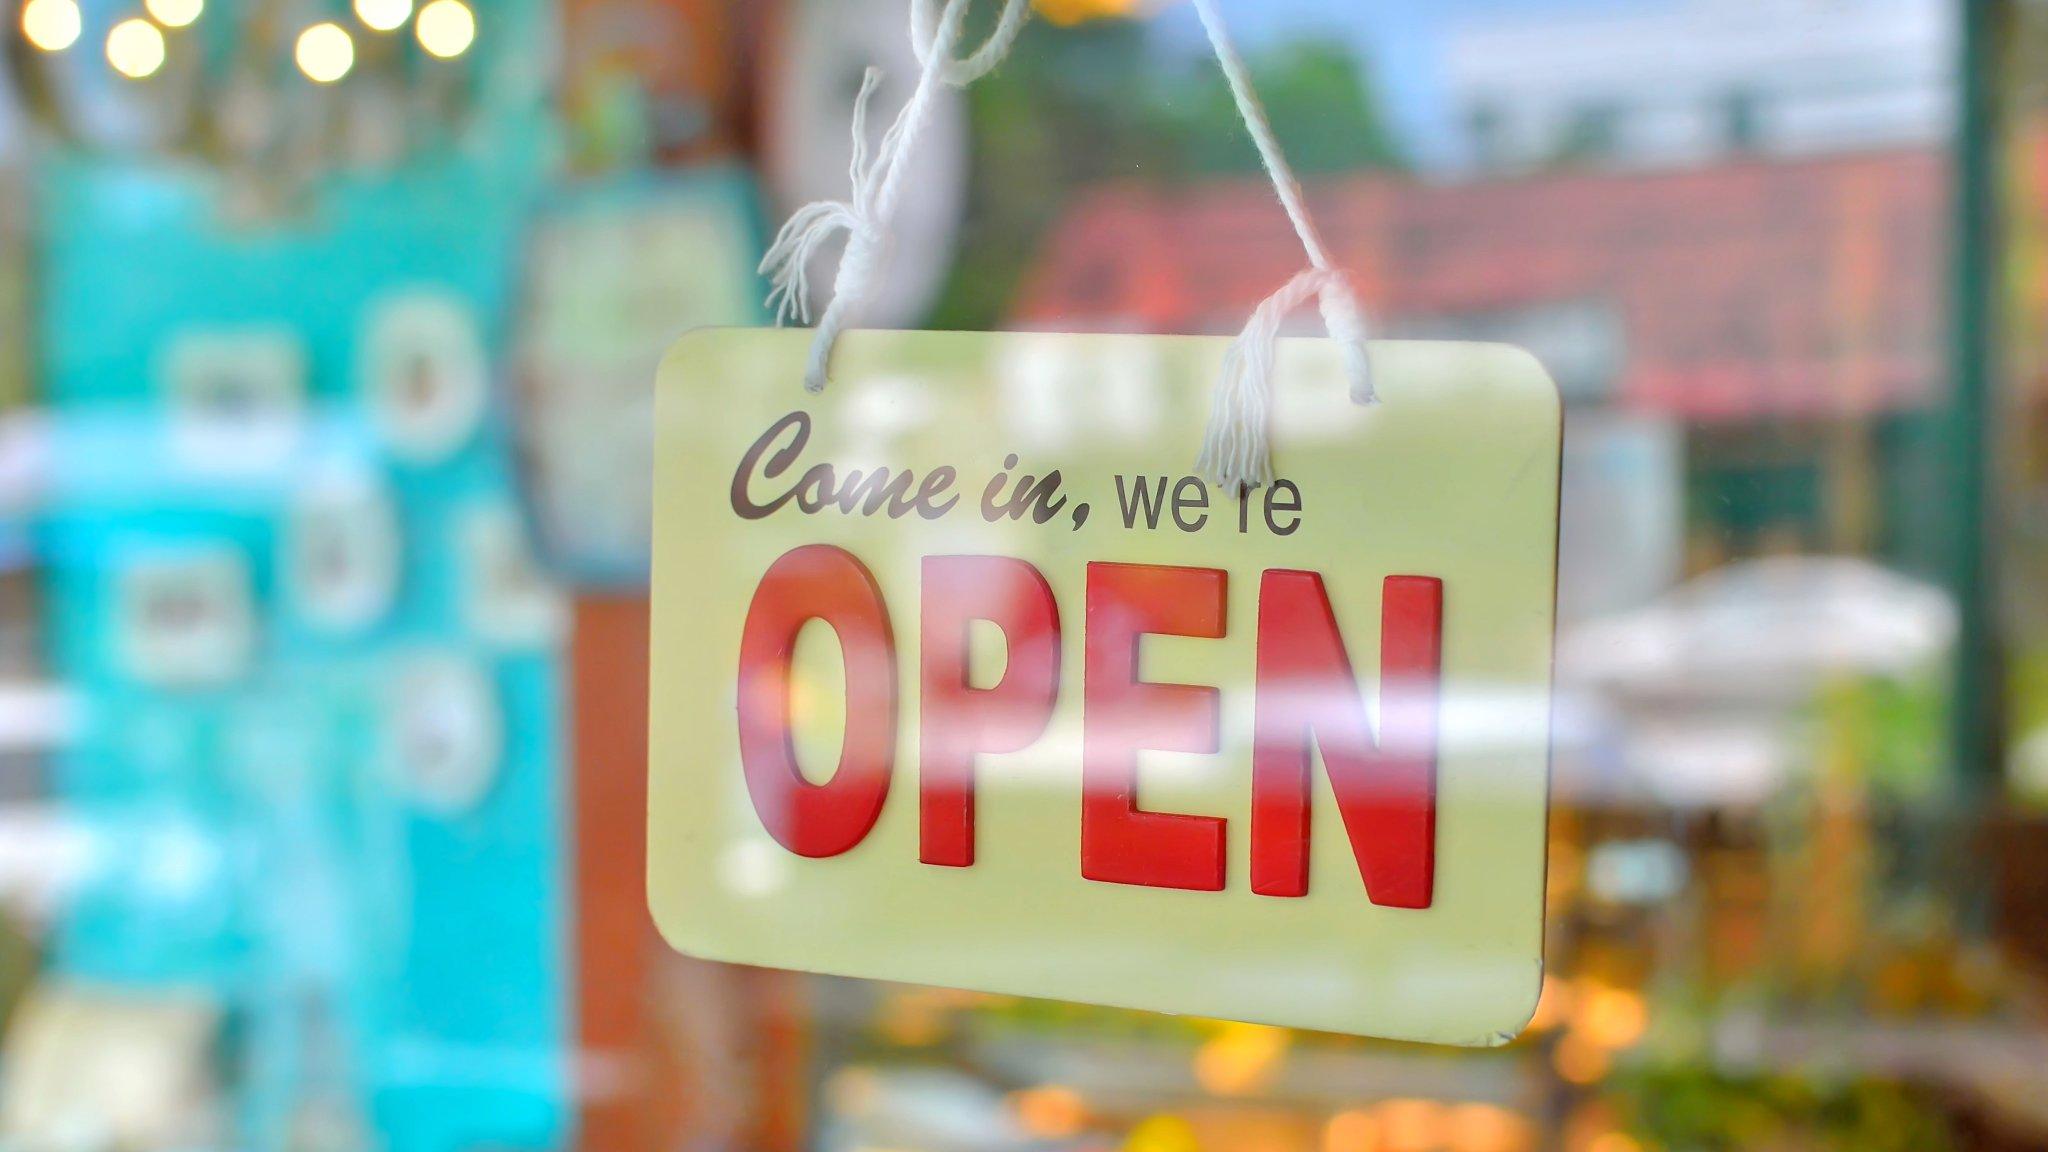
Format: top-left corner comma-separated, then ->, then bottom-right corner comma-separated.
1807,673 -> 1949,801
1160,40 -> 1406,179
0,913 -> 35,1040
924,18 -> 1403,331
1612,1064 -> 1961,1152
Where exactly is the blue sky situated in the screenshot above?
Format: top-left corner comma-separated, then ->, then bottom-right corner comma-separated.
1149,0 -> 1656,167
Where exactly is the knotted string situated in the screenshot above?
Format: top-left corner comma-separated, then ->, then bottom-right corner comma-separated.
763,0 -> 1373,491
760,0 -> 1033,393
1188,0 -> 1374,492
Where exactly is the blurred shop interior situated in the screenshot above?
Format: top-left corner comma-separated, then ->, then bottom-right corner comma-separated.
2,0 -> 2048,1151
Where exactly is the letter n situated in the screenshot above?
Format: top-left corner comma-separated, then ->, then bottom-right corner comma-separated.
1251,571 -> 1442,909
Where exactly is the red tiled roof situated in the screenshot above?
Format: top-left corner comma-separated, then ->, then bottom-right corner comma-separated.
1011,149 -> 1953,420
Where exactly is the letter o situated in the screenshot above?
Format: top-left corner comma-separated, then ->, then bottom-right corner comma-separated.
736,545 -> 898,857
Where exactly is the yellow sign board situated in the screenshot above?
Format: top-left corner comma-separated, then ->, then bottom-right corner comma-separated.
649,329 -> 1559,1046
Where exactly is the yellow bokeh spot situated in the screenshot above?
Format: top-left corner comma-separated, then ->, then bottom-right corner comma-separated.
295,22 -> 355,84
872,991 -> 948,1047
1011,1085 -> 1090,1139
354,0 -> 413,32
1574,986 -> 1649,1050
415,0 -> 474,58
1585,1134 -> 1641,1152
1034,0 -> 1149,26
105,18 -> 166,79
144,0 -> 202,28
1553,1033 -> 1612,1086
1192,1022 -> 1290,1096
20,0 -> 81,51
1125,1114 -> 1201,1152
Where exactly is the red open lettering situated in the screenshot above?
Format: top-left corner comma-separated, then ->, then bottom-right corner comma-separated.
919,556 -> 1061,867
734,547 -> 1442,898
1081,562 -> 1228,891
736,544 -> 898,858
1251,572 -> 1442,909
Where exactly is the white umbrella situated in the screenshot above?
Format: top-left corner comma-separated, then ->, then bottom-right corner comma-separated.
1560,556 -> 1956,704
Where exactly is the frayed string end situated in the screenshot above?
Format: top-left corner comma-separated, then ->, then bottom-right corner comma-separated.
758,0 -> 1033,393
760,67 -> 889,392
1189,0 -> 1376,485
1195,268 -> 1372,492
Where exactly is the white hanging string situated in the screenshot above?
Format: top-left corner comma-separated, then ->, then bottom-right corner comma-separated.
763,0 -> 1372,492
761,0 -> 1034,393
1187,0 -> 1375,492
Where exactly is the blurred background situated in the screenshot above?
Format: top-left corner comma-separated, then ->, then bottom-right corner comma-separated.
0,0 -> 2045,1150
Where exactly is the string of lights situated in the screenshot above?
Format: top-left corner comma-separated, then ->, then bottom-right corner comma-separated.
5,0 -> 484,214
17,0 -> 475,84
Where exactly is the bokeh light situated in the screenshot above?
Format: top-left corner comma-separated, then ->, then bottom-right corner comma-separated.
1010,1085 -> 1090,1139
1445,1104 -> 1535,1152
143,0 -> 202,29
1124,1114 -> 1201,1152
19,0 -> 80,51
1553,1033 -> 1613,1085
353,0 -> 413,33
414,0 -> 474,58
1191,1022 -> 1290,1096
1323,1109 -> 1379,1152
105,18 -> 166,79
1034,0 -> 1151,26
1574,985 -> 1649,1050
1375,1099 -> 1446,1152
295,22 -> 356,84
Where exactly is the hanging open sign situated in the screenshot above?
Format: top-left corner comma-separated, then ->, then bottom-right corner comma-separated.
648,329 -> 1560,1046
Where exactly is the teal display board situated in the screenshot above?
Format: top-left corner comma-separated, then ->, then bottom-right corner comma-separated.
32,6 -> 571,1149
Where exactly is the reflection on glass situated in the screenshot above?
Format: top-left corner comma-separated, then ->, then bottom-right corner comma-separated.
3,1 -> 2045,1151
